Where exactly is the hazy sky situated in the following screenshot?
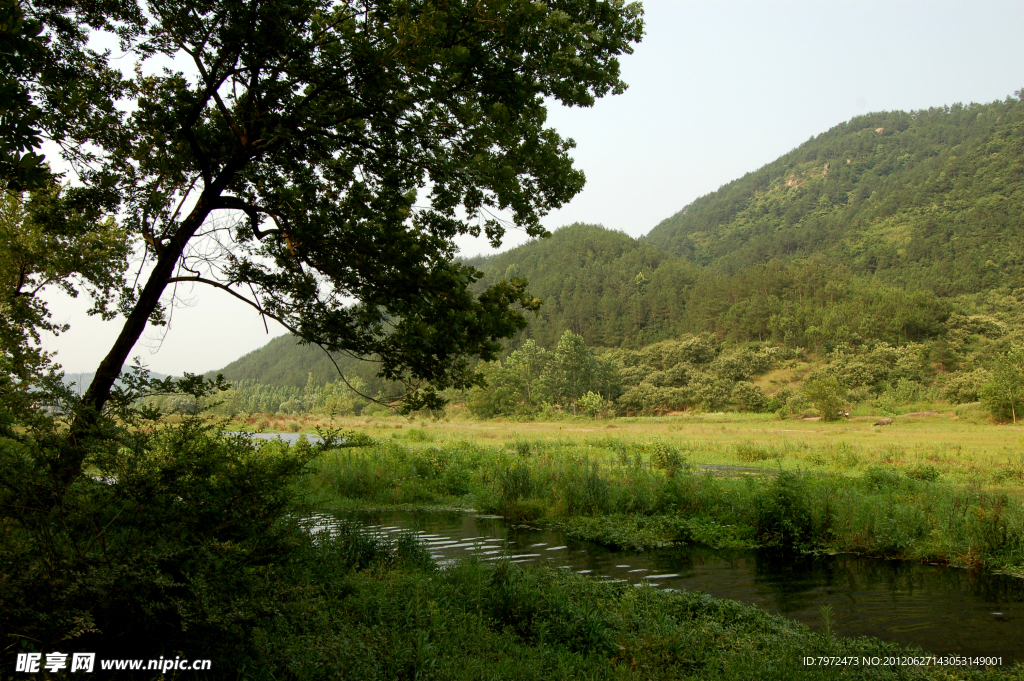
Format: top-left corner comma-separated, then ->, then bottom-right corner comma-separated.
43,0 -> 1024,376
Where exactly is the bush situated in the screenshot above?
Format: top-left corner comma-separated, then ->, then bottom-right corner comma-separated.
732,381 -> 767,412
943,369 -> 991,404
802,373 -> 848,421
764,386 -> 793,413
981,345 -> 1024,422
0,418 -> 316,666
649,440 -> 686,476
578,390 -> 605,417
754,472 -> 814,547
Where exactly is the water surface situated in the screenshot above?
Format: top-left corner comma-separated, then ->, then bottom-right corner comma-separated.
322,510 -> 1024,663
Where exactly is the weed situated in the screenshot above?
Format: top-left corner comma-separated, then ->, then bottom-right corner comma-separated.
735,441 -> 782,462
407,427 -> 433,442
907,463 -> 942,482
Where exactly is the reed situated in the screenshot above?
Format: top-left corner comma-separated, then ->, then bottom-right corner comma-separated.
296,434 -> 1024,574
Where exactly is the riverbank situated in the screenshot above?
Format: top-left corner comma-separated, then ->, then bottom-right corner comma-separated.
250,520 -> 1016,680
320,509 -> 1024,663
288,428 -> 1024,576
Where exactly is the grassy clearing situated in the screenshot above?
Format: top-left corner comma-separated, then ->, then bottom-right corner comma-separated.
289,419 -> 1024,574
260,409 -> 1024,491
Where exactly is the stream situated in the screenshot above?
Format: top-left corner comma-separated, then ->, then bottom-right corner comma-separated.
314,509 -> 1024,664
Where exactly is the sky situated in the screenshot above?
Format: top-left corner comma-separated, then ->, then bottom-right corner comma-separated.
42,0 -> 1024,376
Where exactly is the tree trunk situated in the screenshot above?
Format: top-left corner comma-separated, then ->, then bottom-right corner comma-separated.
79,193 -> 217,417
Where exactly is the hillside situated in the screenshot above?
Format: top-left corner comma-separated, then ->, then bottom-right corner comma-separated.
464,224 -> 694,348
469,223 -> 953,352
646,95 -> 1024,294
215,94 -> 1024,388
214,334 -> 391,393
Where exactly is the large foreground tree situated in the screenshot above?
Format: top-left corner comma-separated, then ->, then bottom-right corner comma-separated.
21,0 -> 643,420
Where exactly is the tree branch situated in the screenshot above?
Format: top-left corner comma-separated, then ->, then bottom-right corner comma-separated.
165,275 -> 407,409
211,195 -> 287,239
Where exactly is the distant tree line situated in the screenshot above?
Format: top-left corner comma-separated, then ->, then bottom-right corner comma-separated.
197,305 -> 1024,423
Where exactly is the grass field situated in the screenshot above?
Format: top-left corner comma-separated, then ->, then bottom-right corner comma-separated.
236,408 -> 1024,492
79,409 -> 1021,679
214,409 -> 1024,577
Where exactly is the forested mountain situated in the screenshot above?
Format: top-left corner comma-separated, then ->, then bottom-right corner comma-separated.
215,94 -> 1024,390
464,224 -> 695,348
215,334 -> 391,393
647,95 -> 1024,294
468,225 -> 954,352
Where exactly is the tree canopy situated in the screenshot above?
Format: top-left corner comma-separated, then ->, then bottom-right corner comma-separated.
17,0 -> 643,415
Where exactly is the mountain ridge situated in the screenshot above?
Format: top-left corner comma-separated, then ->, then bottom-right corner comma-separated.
214,94 -> 1024,386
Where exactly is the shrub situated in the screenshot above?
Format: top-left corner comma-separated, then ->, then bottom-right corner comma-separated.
802,373 -> 848,421
732,381 -> 767,412
649,440 -> 686,476
981,345 -> 1024,422
754,472 -> 814,547
0,418 -> 316,665
943,369 -> 991,404
764,386 -> 793,413
578,390 -> 605,418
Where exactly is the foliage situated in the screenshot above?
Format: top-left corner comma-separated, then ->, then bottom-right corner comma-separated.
222,94 -> 1024,415
943,368 -> 992,404
802,373 -> 849,421
0,378 -> 318,667
0,0 -> 48,190
546,330 -> 615,414
0,189 -> 128,445
753,472 -> 816,547
648,94 -> 1024,297
2,0 -> 133,191
648,439 -> 686,476
578,390 -> 606,417
469,331 -> 620,417
210,316 -> 1024,419
981,344 -> 1024,422
147,373 -> 373,416
614,336 -> 785,414
247,549 -> 996,681
302,435 -> 1024,573
27,0 -> 644,416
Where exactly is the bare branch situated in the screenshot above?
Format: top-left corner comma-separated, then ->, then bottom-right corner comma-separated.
165,275 -> 406,408
212,195 -> 287,239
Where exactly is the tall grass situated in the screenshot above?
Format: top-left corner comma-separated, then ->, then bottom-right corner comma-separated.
297,436 -> 1024,574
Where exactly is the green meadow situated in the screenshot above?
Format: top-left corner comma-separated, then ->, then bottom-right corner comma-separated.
281,411 -> 1024,575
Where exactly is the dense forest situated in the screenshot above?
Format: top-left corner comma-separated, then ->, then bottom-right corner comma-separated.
211,95 -> 1024,420
647,94 -> 1024,293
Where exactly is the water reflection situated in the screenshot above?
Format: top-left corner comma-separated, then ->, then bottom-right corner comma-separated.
328,510 -> 1024,663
